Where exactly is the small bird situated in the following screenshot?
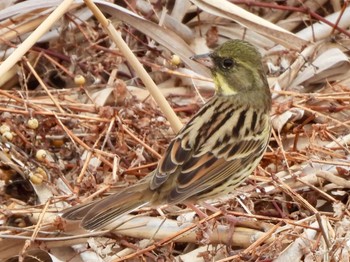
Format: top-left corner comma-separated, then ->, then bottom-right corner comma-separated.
63,40 -> 272,230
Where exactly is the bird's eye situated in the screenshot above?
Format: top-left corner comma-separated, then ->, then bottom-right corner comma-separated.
221,58 -> 234,69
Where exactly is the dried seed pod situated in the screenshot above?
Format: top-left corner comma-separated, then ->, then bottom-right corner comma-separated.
30,168 -> 47,184
74,74 -> 86,85
0,124 -> 10,134
2,131 -> 13,141
170,54 -> 181,66
27,118 -> 39,129
36,149 -> 47,161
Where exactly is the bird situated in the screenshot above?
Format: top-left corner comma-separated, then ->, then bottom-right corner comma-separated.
62,39 -> 272,231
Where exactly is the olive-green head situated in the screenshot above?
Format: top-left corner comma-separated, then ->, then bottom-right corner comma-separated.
193,40 -> 270,97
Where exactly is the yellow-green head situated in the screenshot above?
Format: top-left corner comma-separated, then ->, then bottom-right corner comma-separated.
193,40 -> 270,101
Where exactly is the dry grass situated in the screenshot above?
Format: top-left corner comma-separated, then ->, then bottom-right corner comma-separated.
0,0 -> 350,261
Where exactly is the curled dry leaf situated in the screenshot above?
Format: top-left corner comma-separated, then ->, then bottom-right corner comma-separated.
291,48 -> 350,88
190,0 -> 308,50
271,108 -> 305,133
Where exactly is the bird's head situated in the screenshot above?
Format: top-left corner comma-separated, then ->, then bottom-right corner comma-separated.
192,40 -> 269,97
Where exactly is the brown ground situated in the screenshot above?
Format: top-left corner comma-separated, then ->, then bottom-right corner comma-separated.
0,0 -> 350,261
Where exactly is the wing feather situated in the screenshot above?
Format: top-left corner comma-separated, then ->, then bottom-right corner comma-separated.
168,138 -> 266,202
149,96 -> 270,203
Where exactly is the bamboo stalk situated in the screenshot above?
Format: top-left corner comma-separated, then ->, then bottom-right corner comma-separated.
0,0 -> 75,78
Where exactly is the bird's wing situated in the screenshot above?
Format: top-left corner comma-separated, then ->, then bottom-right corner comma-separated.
150,101 -> 270,203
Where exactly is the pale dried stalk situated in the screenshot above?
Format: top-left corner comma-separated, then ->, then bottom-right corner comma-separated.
23,58 -> 64,113
0,14 -> 48,43
0,0 -> 74,78
0,212 -> 274,259
84,0 -> 183,133
217,222 -> 281,262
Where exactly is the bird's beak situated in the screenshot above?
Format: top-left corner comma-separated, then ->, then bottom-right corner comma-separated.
190,53 -> 214,69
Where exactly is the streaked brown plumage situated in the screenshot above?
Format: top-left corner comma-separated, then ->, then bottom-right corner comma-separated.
63,40 -> 271,231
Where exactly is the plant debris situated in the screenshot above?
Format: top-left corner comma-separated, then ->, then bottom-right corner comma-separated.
0,0 -> 350,261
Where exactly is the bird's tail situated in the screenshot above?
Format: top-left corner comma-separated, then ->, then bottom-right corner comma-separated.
62,181 -> 151,231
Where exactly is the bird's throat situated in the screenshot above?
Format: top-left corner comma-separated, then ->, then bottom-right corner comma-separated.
214,74 -> 238,96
